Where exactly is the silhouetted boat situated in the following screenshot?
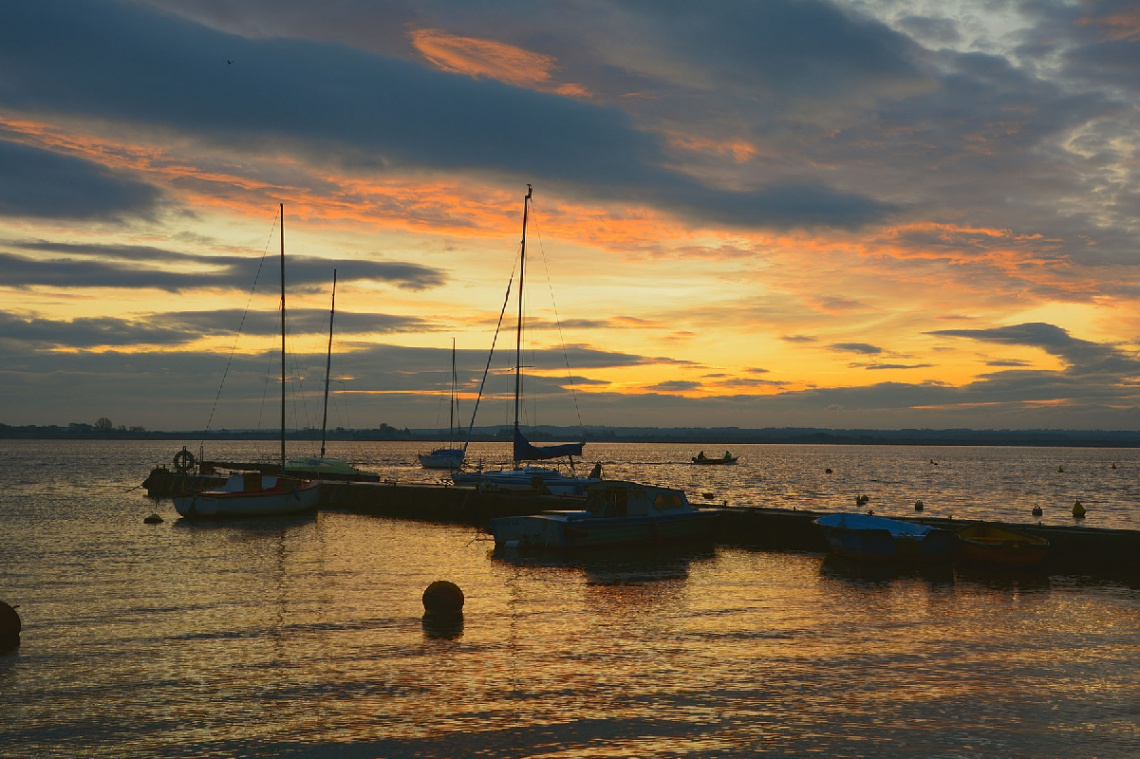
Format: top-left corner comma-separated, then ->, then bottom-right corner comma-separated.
691,452 -> 738,465
418,339 -> 465,470
814,513 -> 955,562
282,270 -> 379,483
451,186 -> 595,493
174,205 -> 318,518
489,480 -> 719,549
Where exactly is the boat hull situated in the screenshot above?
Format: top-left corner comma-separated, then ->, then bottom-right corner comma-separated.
417,449 -> 465,469
814,513 -> 955,562
955,524 -> 1049,567
491,510 -> 719,550
173,475 -> 320,518
453,466 -> 594,496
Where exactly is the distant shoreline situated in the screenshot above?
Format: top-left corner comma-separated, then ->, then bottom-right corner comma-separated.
3,424 -> 1138,448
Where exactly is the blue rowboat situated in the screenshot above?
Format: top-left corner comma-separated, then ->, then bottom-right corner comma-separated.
814,512 -> 955,562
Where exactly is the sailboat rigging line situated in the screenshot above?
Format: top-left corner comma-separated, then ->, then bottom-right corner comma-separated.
528,196 -> 586,431
320,269 -> 337,459
202,206 -> 281,436
461,266 -> 517,454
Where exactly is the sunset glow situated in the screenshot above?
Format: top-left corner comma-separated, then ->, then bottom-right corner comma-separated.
2,1 -> 1139,431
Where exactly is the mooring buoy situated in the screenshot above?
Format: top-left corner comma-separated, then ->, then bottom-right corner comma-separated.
144,512 -> 163,524
1072,500 -> 1086,519
422,580 -> 464,616
914,500 -> 924,512
1032,504 -> 1043,517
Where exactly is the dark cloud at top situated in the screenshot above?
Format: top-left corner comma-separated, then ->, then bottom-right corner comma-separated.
0,139 -> 161,220
623,0 -> 924,99
0,0 -> 892,228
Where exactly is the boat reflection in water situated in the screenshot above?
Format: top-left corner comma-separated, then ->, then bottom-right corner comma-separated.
818,551 -> 956,586
492,540 -> 717,587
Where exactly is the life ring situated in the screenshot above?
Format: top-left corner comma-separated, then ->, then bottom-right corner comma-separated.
173,448 -> 196,473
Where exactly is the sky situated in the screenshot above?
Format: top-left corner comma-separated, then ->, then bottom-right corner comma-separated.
2,0 -> 1140,433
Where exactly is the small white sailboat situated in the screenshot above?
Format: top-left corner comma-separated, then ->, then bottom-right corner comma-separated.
175,204 -> 320,518
417,339 -> 466,470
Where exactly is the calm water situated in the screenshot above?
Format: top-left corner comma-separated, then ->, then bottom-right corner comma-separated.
1,440 -> 1138,758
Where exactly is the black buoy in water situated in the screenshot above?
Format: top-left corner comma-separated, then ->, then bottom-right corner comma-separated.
914,500 -> 924,512
144,512 -> 164,524
422,581 -> 464,616
0,601 -> 21,653
1032,504 -> 1043,517
422,581 -> 464,639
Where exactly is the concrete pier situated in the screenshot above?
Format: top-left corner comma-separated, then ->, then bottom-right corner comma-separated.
318,481 -> 1140,575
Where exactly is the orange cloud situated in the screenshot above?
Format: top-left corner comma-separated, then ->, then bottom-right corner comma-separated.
409,29 -> 591,97
664,132 -> 758,163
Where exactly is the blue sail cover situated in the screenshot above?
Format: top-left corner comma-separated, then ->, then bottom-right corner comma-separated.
513,428 -> 584,462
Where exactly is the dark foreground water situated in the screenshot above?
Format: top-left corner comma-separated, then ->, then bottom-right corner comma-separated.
1,440 -> 1137,757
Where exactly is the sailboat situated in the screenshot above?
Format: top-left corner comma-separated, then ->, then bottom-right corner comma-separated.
174,204 -> 322,518
282,269 -> 380,482
451,186 -> 597,495
417,339 -> 466,469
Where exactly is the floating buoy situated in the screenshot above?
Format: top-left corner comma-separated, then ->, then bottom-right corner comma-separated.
422,581 -> 464,639
825,468 -> 832,474
914,500 -> 924,512
1058,465 -> 1064,473
143,513 -> 163,524
0,601 -> 20,653
855,494 -> 869,507
1032,504 -> 1043,517
1111,463 -> 1117,469
1072,500 -> 1086,519
422,580 -> 464,616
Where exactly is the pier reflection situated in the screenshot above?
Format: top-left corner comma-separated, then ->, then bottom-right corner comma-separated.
490,541 -> 717,586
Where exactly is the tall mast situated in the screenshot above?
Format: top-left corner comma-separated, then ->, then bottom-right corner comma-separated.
320,269 -> 337,458
448,337 -> 456,445
279,203 -> 286,469
513,184 -> 531,457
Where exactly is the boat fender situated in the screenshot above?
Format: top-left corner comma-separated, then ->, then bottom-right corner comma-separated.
173,447 -> 196,473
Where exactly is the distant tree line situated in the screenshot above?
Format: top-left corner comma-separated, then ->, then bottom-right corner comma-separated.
1,421 -> 1138,447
